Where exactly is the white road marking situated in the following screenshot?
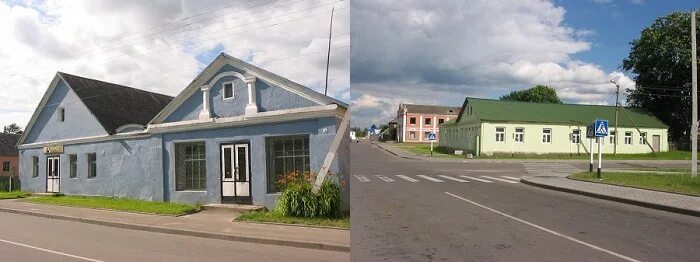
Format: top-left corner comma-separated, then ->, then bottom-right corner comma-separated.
416,175 -> 444,182
0,238 -> 104,262
459,176 -> 493,183
437,175 -> 469,183
501,176 -> 521,181
444,192 -> 641,262
354,175 -> 370,182
396,175 -> 419,182
480,176 -> 518,184
376,175 -> 394,182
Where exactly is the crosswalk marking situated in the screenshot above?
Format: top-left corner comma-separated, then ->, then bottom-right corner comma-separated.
459,175 -> 493,183
416,175 -> 444,182
481,176 -> 518,184
501,176 -> 521,181
396,175 -> 419,182
438,175 -> 469,183
376,175 -> 394,182
354,175 -> 370,182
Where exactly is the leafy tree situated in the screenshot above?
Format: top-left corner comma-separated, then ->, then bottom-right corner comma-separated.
350,127 -> 367,137
622,12 -> 699,143
499,85 -> 562,104
2,123 -> 23,135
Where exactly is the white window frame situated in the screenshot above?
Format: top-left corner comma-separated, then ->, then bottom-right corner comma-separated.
222,81 -> 235,100
639,132 -> 647,145
542,128 -> 552,144
625,132 -> 633,145
571,129 -> 580,144
514,128 -> 524,143
609,131 -> 616,144
495,127 -> 505,142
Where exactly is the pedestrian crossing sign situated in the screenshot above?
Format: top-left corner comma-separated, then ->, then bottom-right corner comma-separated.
428,132 -> 436,141
594,119 -> 609,137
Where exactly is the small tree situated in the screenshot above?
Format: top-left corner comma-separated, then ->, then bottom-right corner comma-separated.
2,123 -> 23,135
500,85 -> 562,104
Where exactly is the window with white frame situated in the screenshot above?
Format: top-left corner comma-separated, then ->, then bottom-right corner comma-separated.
571,129 -> 580,144
609,131 -> 616,144
87,153 -> 97,178
639,132 -> 647,145
222,82 -> 234,99
542,128 -> 551,143
175,142 -> 206,191
495,127 -> 505,142
31,156 -> 38,178
625,131 -> 633,145
69,154 -> 77,178
514,128 -> 524,143
409,131 -> 416,139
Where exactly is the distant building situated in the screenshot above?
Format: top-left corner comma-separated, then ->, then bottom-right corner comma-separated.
397,104 -> 461,143
350,131 -> 356,140
439,97 -> 669,156
0,133 -> 19,177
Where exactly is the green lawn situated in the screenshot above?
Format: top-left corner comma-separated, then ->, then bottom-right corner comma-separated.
0,191 -> 30,200
25,195 -> 201,216
570,171 -> 700,196
236,211 -> 350,229
479,150 -> 691,160
391,143 -> 465,159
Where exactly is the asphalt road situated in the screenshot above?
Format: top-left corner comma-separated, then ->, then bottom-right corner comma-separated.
350,142 -> 700,262
0,212 -> 348,262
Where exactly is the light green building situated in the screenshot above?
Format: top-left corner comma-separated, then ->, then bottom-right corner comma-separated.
439,97 -> 669,156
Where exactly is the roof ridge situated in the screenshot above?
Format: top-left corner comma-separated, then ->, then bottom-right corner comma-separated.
57,72 -> 173,99
466,96 -> 621,108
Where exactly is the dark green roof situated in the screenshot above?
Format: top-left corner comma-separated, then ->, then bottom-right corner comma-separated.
456,97 -> 668,129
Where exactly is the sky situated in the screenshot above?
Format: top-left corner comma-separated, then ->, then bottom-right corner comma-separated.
350,0 -> 699,128
0,0 -> 350,129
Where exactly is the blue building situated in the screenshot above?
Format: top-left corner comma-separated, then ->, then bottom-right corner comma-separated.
17,53 -> 349,209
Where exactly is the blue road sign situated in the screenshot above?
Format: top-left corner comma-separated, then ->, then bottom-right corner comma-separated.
428,132 -> 437,141
594,119 -> 609,137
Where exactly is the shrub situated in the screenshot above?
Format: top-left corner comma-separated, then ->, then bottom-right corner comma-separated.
275,171 -> 343,218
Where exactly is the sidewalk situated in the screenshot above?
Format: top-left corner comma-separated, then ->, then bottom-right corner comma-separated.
521,174 -> 700,217
0,199 -> 349,252
373,141 -> 693,165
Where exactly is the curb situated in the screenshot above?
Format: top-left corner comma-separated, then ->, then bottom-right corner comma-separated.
0,207 -> 349,252
520,177 -> 700,217
566,176 -> 700,198
371,142 -> 423,160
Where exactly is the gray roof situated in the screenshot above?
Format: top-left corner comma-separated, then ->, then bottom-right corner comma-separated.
0,133 -> 19,156
402,104 -> 461,115
59,72 -> 174,134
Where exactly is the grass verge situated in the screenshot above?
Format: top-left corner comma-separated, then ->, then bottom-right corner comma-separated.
480,150 -> 691,160
0,191 -> 30,200
570,171 -> 700,196
236,211 -> 350,229
391,143 -> 465,159
25,195 -> 201,216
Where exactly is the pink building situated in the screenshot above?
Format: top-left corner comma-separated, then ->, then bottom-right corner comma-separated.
396,104 -> 461,143
0,134 -> 19,178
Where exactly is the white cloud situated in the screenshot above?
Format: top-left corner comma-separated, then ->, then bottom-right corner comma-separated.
0,0 -> 349,129
350,0 -> 634,127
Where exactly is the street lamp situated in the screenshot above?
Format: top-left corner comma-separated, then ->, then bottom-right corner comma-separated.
610,79 -> 620,156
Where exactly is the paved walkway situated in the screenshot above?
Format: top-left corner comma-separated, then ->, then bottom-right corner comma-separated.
0,199 -> 349,251
521,173 -> 700,217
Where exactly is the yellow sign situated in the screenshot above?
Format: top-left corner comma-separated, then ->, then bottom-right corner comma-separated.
43,144 -> 64,154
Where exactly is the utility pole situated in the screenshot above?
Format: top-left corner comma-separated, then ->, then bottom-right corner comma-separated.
324,6 -> 335,96
692,10 -> 698,177
611,80 -> 620,156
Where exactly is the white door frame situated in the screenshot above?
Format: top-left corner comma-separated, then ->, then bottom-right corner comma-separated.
220,142 -> 251,204
46,156 -> 60,193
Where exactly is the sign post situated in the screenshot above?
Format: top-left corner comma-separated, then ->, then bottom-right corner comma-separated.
586,123 -> 595,172
428,132 -> 436,156
593,119 -> 609,179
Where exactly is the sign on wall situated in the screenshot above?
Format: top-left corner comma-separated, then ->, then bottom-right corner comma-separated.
43,144 -> 64,154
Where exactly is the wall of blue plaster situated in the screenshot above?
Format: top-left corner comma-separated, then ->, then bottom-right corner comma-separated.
162,116 -> 340,209
24,80 -> 108,144
19,136 -> 164,201
164,64 -> 318,123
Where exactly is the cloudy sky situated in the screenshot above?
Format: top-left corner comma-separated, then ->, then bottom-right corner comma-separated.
350,0 -> 697,128
0,0 -> 349,129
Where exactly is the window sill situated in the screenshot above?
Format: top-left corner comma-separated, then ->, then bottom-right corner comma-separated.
175,190 -> 207,193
